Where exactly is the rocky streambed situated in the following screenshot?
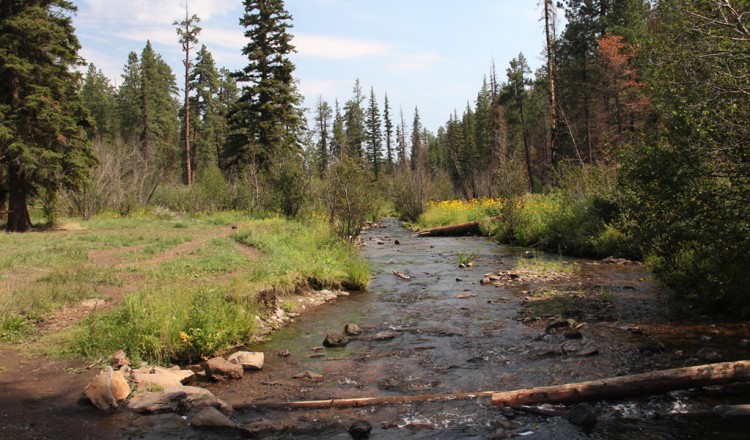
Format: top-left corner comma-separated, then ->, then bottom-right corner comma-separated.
4,219 -> 750,439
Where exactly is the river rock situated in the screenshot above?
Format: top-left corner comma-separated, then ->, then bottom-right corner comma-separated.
566,403 -> 597,427
132,367 -> 184,390
564,329 -> 583,339
697,347 -> 722,362
639,338 -> 664,355
127,390 -> 187,413
344,323 -> 361,336
228,351 -> 265,370
293,370 -> 323,380
323,332 -> 350,347
84,366 -> 127,410
166,386 -> 233,414
203,357 -> 244,381
110,349 -> 130,369
191,406 -> 236,430
372,331 -> 397,341
349,419 -> 373,438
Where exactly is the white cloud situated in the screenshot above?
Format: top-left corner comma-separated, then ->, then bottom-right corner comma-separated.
297,78 -> 351,98
386,52 -> 446,73
80,0 -> 235,24
293,34 -> 392,60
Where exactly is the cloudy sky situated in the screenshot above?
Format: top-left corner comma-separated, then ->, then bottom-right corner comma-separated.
72,0 -> 550,131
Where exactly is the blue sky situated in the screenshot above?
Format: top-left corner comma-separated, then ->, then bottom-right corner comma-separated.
72,0 -> 550,132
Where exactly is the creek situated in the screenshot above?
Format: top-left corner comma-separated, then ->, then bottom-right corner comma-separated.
133,219 -> 750,439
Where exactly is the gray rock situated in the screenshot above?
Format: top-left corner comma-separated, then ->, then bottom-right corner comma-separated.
714,404 -> 750,417
697,347 -> 722,362
191,406 -> 236,430
203,357 -> 243,381
127,390 -> 187,413
323,332 -> 350,347
349,420 -> 373,438
227,351 -> 265,370
566,403 -> 597,427
564,329 -> 583,339
165,386 -> 233,414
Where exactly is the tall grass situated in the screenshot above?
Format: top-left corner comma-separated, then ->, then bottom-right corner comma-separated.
417,198 -> 502,229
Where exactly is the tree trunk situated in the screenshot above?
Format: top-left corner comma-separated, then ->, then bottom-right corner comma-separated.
544,0 -> 558,165
184,47 -> 192,186
0,166 -> 7,222
236,391 -> 495,411
6,161 -> 32,232
492,360 -> 750,407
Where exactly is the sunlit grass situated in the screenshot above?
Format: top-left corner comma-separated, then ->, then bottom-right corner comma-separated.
417,198 -> 502,229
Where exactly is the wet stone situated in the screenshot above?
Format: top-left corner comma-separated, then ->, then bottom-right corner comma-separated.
323,332 -> 350,347
566,403 -> 597,427
372,331 -> 397,341
349,420 -> 372,439
344,323 -> 361,336
564,329 -> 583,339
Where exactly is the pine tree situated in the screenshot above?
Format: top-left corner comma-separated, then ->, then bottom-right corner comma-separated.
174,8 -> 201,185
117,52 -> 143,146
140,41 -> 180,175
331,99 -> 347,159
410,107 -> 424,170
0,0 -> 95,231
397,108 -> 408,165
81,63 -> 117,140
383,93 -> 394,173
190,45 -> 224,172
314,96 -> 332,177
365,87 -> 383,179
344,79 -> 366,159
225,0 -> 304,172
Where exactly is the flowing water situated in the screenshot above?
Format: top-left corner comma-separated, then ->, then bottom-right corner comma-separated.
125,219 -> 750,439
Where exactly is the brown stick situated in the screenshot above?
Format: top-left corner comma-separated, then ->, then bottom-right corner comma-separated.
235,391 -> 495,411
393,271 -> 411,280
492,360 -> 750,407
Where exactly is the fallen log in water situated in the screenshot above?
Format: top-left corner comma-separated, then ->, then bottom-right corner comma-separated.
232,361 -> 750,411
492,360 -> 750,407
415,221 -> 482,237
235,391 -> 495,411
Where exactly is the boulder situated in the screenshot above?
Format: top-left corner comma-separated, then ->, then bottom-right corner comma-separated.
191,406 -> 236,430
111,369 -> 131,401
349,420 -> 373,439
372,331 -> 397,341
227,351 -> 264,371
127,390 -> 187,413
203,357 -> 243,381
344,323 -> 361,336
323,332 -> 350,347
84,366 -> 122,410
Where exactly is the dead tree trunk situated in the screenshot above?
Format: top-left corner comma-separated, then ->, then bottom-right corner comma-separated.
416,221 -> 482,237
492,360 -> 750,407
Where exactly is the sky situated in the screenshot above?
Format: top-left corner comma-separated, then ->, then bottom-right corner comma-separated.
72,0 -> 550,132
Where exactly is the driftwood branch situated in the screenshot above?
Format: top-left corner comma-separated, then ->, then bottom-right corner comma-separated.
235,391 -> 494,411
492,360 -> 750,407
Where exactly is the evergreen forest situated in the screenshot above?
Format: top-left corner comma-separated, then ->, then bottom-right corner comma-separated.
2,0 -> 750,314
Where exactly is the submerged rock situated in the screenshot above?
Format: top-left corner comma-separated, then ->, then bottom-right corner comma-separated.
323,332 -> 350,347
191,406 -> 236,430
349,419 -> 373,438
344,323 -> 361,336
566,403 -> 597,427
127,390 -> 187,413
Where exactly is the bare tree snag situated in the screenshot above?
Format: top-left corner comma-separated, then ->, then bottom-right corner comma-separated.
492,360 -> 750,407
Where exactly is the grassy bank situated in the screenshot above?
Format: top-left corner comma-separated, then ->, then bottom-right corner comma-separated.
0,211 -> 369,364
417,193 -> 637,260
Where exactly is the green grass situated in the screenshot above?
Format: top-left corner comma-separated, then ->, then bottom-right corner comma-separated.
516,255 -> 580,276
456,251 -> 478,266
1,211 -> 370,364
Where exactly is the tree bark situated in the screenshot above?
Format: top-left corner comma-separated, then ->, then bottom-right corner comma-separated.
0,166 -> 7,222
6,161 -> 32,232
416,220 -> 482,237
491,360 -> 750,407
